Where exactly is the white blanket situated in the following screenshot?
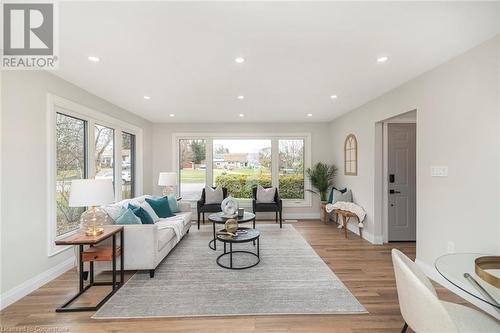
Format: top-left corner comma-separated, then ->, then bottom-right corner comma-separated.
156,218 -> 185,242
325,201 -> 366,228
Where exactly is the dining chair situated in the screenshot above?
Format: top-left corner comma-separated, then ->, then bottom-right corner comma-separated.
391,249 -> 499,333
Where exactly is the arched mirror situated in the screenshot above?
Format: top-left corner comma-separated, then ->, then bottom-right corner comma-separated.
344,134 -> 358,176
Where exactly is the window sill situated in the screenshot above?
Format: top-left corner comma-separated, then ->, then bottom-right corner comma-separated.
48,229 -> 79,257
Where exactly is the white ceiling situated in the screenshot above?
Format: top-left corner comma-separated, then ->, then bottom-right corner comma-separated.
56,1 -> 500,123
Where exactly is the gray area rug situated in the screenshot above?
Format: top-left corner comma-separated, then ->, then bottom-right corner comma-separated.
93,224 -> 366,319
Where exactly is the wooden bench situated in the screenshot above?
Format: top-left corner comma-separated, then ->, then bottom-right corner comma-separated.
334,209 -> 363,239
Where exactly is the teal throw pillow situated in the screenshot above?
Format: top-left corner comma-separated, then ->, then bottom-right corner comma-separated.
115,208 -> 142,225
145,197 -> 174,218
128,204 -> 155,224
166,194 -> 180,213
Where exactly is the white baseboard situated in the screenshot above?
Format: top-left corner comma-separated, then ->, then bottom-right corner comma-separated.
416,258 -> 500,319
282,213 -> 320,220
0,256 -> 75,310
345,223 -> 382,244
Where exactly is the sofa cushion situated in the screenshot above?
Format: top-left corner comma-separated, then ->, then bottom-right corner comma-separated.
146,197 -> 174,218
199,203 -> 222,213
128,204 -> 155,224
166,194 -> 180,213
103,204 -> 126,221
115,208 -> 142,224
139,201 -> 160,222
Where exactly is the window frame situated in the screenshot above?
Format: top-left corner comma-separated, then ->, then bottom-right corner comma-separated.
121,131 -> 136,199
47,94 -> 143,257
172,132 -> 312,208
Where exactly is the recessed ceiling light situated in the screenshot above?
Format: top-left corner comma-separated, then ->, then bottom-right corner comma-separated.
235,57 -> 245,64
143,95 -> 151,100
330,95 -> 338,99
88,56 -> 100,62
239,113 -> 245,118
377,56 -> 389,63
307,113 -> 313,117
237,95 -> 245,100
169,114 -> 175,117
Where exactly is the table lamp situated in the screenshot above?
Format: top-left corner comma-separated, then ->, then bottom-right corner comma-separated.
69,179 -> 114,236
158,172 -> 177,196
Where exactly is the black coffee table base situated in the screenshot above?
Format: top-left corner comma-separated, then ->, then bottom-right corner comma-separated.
208,212 -> 256,251
216,239 -> 260,270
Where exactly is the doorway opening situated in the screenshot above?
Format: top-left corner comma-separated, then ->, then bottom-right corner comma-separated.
379,110 -> 417,243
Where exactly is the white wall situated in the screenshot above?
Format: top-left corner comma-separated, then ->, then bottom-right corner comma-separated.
0,71 -> 153,303
151,122 -> 332,218
329,35 -> 500,266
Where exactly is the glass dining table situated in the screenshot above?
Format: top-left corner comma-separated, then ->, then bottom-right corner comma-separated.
435,253 -> 500,311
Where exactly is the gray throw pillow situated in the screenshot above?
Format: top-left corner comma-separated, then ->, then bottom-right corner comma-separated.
332,189 -> 352,204
205,186 -> 223,204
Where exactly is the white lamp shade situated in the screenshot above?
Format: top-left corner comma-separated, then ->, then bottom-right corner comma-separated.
69,179 -> 114,207
158,172 -> 178,186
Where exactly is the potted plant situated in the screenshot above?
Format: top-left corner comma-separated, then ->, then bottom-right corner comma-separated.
306,162 -> 338,202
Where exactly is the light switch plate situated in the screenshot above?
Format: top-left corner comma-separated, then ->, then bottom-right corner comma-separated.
431,166 -> 448,177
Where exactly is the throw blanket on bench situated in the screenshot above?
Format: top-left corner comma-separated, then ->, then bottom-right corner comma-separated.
325,201 -> 366,227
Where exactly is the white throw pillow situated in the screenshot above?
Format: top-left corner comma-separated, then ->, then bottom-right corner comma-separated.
205,186 -> 223,204
140,201 -> 160,222
103,204 -> 126,221
257,185 -> 276,203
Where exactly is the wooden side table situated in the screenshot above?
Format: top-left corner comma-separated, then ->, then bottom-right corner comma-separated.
334,209 -> 363,239
54,225 -> 124,312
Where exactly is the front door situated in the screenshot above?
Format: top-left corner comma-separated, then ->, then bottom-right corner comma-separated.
388,123 -> 416,241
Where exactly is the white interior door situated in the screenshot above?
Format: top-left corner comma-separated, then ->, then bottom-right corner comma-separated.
388,123 -> 416,241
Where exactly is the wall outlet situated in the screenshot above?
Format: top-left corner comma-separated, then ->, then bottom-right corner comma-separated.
446,241 -> 455,254
431,165 -> 448,177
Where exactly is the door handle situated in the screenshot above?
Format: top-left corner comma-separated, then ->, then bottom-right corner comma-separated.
389,189 -> 401,194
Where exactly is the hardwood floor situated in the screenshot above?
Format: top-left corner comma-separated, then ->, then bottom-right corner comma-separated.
1,220 -> 468,333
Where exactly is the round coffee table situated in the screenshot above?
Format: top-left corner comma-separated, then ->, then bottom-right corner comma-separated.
208,212 -> 255,250
216,227 -> 260,270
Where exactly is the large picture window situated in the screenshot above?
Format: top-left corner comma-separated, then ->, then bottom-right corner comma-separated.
175,134 -> 311,206
56,113 -> 87,236
213,139 -> 272,199
49,95 -> 143,256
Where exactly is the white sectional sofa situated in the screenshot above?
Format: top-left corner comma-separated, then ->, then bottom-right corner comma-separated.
97,195 -> 192,277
